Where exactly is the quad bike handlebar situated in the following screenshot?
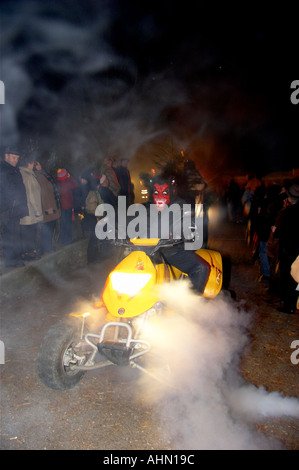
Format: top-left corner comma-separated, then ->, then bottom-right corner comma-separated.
113,236 -> 185,254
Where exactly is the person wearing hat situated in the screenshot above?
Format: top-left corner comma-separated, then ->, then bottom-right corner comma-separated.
76,168 -> 103,263
56,168 -> 78,245
0,147 -> 28,267
276,182 -> 299,314
34,161 -> 61,254
19,153 -> 43,260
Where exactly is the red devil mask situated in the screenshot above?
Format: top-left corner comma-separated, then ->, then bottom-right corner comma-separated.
153,183 -> 170,211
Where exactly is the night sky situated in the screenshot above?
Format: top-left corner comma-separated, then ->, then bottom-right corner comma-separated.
1,0 -> 298,182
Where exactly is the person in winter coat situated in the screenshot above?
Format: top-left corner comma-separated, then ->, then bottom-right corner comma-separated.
100,157 -> 120,198
252,185 -> 272,281
56,168 -> 78,245
19,153 -> 43,260
34,161 -> 61,254
276,183 -> 299,314
149,176 -> 210,294
115,158 -> 132,204
242,174 -> 262,219
180,159 -> 207,205
73,167 -> 96,214
98,174 -> 117,207
0,147 -> 28,267
78,169 -> 103,263
179,159 -> 209,247
96,173 -> 118,259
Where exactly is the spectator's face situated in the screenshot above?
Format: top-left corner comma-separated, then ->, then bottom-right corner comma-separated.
5,153 -> 19,167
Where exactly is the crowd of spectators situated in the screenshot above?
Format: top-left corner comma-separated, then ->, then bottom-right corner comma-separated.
223,174 -> 299,314
0,148 -> 133,268
1,146 -> 298,315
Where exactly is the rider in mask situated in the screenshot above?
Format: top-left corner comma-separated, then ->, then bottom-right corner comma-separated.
152,181 -> 171,211
148,176 -> 210,295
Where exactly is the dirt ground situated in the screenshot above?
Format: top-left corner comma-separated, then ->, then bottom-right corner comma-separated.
231,262 -> 299,449
209,220 -> 299,449
0,220 -> 298,451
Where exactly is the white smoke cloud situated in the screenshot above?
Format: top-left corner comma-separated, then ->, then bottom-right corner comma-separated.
135,281 -> 299,450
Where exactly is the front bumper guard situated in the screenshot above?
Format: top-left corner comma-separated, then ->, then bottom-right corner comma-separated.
78,321 -> 151,369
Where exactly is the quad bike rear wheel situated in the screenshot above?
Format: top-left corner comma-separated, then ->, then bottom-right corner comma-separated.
37,321 -> 87,390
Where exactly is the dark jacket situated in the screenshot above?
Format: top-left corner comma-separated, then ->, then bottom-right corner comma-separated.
98,186 -> 117,207
34,169 -> 61,223
116,166 -> 131,196
0,160 -> 28,222
278,202 -> 299,261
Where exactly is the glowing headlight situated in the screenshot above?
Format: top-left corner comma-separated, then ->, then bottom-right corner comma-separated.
110,272 -> 152,296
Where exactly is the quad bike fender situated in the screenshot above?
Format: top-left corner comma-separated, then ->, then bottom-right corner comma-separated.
196,249 -> 223,297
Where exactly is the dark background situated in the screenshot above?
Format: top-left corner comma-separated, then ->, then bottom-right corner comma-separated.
1,0 -> 298,180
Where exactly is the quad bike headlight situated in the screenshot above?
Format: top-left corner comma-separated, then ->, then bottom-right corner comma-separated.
110,272 -> 152,296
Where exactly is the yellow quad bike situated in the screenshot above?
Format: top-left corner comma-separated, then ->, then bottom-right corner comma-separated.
37,238 -> 223,390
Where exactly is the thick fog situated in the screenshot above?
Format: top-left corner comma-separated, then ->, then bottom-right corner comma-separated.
136,281 -> 299,449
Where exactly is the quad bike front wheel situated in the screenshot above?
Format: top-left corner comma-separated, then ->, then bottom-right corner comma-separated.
37,321 -> 87,390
